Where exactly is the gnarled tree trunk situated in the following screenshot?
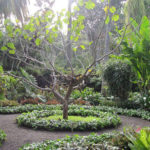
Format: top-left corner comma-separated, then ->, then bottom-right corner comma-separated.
63,100 -> 68,119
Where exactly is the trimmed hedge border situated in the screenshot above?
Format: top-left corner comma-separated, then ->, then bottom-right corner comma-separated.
16,109 -> 121,131
0,104 -> 150,120
0,104 -> 61,114
0,129 -> 6,147
19,132 -> 126,150
70,105 -> 150,121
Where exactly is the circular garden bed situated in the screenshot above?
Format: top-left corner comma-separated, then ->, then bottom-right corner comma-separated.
0,129 -> 6,147
17,109 -> 121,131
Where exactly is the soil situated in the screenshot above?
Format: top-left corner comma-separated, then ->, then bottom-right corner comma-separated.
0,114 -> 150,150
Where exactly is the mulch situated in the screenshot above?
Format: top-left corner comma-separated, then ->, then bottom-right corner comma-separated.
0,114 -> 150,150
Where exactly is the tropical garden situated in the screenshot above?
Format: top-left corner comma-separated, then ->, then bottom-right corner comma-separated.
0,0 -> 150,149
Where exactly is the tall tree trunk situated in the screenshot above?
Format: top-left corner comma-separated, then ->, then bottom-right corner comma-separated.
63,100 -> 68,119
101,1 -> 112,95
66,0 -> 73,66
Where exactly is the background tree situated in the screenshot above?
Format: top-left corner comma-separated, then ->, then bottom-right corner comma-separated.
0,0 -> 55,23
125,0 -> 146,24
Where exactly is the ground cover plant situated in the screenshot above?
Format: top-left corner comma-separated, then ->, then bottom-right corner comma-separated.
0,104 -> 150,121
0,104 -> 61,114
16,109 -> 121,131
19,131 -> 132,150
0,129 -> 6,147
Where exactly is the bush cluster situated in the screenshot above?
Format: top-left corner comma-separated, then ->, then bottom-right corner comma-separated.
71,87 -> 105,105
19,132 -> 129,150
16,109 -> 121,131
0,129 -> 6,147
0,100 -> 19,107
103,59 -> 132,100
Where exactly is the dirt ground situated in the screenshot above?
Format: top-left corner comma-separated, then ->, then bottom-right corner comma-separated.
0,114 -> 150,150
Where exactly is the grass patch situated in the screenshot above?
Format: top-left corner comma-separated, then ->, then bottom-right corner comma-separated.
44,115 -> 100,122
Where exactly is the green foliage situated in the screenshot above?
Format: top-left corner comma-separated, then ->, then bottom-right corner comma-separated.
117,16 -> 150,94
0,100 -> 19,107
0,104 -> 150,120
125,127 -> 150,150
18,69 -> 46,102
71,87 -> 105,105
103,59 -> 132,100
128,92 -> 150,111
16,109 -> 121,131
0,65 -> 17,100
19,132 -> 120,150
0,129 -> 6,147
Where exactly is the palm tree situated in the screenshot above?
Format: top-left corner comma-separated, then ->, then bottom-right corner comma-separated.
0,0 -> 55,23
125,0 -> 146,24
0,0 -> 29,22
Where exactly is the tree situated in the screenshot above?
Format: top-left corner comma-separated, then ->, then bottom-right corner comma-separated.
0,0 -> 29,23
0,0 -> 55,23
0,0 -> 124,119
125,0 -> 146,24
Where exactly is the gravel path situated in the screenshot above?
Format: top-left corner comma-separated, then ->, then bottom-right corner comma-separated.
0,114 -> 150,150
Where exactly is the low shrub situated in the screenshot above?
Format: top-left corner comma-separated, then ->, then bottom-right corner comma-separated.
125,127 -> 150,150
45,100 -> 60,105
73,99 -> 89,105
0,100 -> 19,107
71,87 -> 105,105
0,129 -> 6,147
16,109 -> 121,131
19,132 -> 129,150
20,98 -> 40,105
128,92 -> 150,111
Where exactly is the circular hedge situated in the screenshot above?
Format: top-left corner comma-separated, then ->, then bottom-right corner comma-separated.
0,104 -> 150,120
17,109 -> 121,131
0,129 -> 6,147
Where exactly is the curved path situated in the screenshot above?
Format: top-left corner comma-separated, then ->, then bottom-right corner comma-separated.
0,114 -> 150,150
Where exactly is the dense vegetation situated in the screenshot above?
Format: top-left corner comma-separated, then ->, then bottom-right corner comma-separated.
0,0 -> 149,149
19,127 -> 150,150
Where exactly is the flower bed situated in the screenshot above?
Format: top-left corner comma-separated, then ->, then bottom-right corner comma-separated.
0,129 -> 6,147
19,132 -> 129,150
16,109 -> 121,131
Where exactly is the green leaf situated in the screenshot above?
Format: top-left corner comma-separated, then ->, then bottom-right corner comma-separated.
78,15 -> 85,21
35,38 -> 41,46
105,16 -> 110,24
112,14 -> 119,22
89,41 -> 93,45
78,0 -> 84,6
85,0 -> 95,10
110,6 -> 116,13
0,31 -> 2,38
1,46 -> 7,51
80,45 -> 85,50
7,43 -> 16,50
73,47 -> 77,52
9,50 -> 15,54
